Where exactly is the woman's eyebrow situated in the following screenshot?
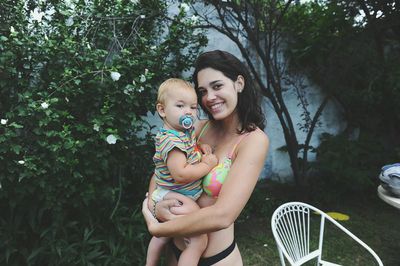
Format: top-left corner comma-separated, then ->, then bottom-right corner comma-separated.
198,80 -> 223,90
209,80 -> 222,86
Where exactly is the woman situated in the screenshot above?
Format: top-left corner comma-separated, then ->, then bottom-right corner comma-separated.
142,50 -> 269,265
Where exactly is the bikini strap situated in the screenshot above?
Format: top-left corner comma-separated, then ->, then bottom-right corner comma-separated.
228,132 -> 250,159
197,121 -> 210,141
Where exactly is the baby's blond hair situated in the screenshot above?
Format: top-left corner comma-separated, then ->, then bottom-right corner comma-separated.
157,78 -> 194,104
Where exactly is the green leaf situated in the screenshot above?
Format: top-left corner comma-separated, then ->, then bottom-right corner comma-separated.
5,248 -> 17,263
9,122 -> 23,128
11,145 -> 22,154
27,247 -> 45,263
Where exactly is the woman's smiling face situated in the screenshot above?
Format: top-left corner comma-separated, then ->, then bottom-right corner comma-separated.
197,68 -> 243,121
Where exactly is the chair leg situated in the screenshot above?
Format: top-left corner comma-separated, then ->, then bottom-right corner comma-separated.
278,248 -> 286,266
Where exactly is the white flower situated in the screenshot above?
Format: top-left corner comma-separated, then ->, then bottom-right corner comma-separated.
106,134 -> 117,144
144,68 -> 149,75
10,26 -> 15,33
140,74 -> 146,83
65,0 -> 75,9
31,8 -> 45,22
41,102 -> 49,109
138,86 -> 144,93
46,7 -> 56,16
110,71 -> 121,81
132,80 -> 136,85
93,124 -> 100,131
1,119 -> 8,125
124,85 -> 134,95
180,3 -> 190,13
354,10 -> 367,26
18,160 -> 25,165
140,15 -> 146,19
65,17 -> 74,27
44,34 -> 49,41
190,15 -> 199,23
130,0 -> 139,5
150,45 -> 157,50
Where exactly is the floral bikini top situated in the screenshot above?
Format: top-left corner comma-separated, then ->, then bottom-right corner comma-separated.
197,122 -> 249,198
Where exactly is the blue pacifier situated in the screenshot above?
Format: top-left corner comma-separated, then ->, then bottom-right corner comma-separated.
179,115 -> 194,129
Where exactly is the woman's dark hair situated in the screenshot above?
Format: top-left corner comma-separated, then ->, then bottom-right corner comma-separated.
192,50 -> 265,133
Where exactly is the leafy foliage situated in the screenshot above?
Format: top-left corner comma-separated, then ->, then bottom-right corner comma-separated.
283,0 -> 400,139
310,133 -> 398,202
190,0 -> 330,186
0,0 -> 206,264
281,0 -> 400,191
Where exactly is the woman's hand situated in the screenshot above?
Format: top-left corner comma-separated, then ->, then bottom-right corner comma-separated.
142,196 -> 159,234
155,198 -> 182,222
143,193 -> 182,224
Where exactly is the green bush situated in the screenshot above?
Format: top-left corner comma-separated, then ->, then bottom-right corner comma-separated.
0,0 -> 206,264
310,133 -> 398,202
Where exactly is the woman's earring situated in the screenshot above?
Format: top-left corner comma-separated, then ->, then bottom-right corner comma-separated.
236,83 -> 244,93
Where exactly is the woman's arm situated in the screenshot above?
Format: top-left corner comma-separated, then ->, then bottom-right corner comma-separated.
147,174 -> 156,210
143,129 -> 269,237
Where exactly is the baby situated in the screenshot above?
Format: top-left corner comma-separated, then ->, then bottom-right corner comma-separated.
146,78 -> 218,266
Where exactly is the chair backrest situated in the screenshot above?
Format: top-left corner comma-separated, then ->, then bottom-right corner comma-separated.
271,202 -> 383,266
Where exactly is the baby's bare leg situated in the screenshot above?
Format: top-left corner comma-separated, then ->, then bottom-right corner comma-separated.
163,192 -> 207,265
178,234 -> 208,266
146,236 -> 170,266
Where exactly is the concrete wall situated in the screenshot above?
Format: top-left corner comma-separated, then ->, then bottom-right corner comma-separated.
144,5 -> 346,182
210,29 -> 347,181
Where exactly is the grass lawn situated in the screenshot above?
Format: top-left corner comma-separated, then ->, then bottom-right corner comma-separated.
236,180 -> 400,266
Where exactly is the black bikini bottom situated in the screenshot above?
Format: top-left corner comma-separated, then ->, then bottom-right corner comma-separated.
170,238 -> 236,266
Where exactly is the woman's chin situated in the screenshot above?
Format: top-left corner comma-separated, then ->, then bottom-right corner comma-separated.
209,109 -> 227,120
212,110 -> 237,121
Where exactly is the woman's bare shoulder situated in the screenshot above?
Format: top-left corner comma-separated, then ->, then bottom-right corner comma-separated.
238,128 -> 269,154
247,127 -> 269,144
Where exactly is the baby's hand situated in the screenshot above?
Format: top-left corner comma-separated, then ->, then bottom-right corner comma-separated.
202,153 -> 218,168
199,143 -> 213,155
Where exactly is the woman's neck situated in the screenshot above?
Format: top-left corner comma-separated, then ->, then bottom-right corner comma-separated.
212,112 -> 241,136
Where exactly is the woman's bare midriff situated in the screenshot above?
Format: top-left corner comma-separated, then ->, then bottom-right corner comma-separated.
173,193 -> 243,265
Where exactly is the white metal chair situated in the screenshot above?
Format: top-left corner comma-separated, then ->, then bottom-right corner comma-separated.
271,202 -> 383,266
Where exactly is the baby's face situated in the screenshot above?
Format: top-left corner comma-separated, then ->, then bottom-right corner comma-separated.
160,86 -> 198,131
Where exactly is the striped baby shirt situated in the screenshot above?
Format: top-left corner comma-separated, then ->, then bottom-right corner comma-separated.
153,127 -> 203,196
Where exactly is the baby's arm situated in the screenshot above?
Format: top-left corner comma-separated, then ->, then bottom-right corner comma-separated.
199,143 -> 213,155
167,148 -> 218,183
